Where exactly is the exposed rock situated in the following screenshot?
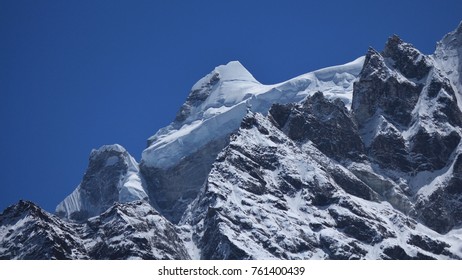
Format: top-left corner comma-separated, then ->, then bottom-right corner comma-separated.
4,24 -> 462,260
382,34 -> 432,80
270,91 -> 365,162
0,201 -> 87,259
352,47 -> 423,127
84,201 -> 190,260
0,200 -> 189,260
415,154 -> 462,234
183,112 -> 460,259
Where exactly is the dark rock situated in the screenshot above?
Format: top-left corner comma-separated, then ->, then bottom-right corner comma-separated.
353,48 -> 423,127
199,208 -> 250,260
329,208 -> 385,244
382,245 -> 436,260
270,92 -> 365,161
369,127 -> 412,172
408,234 -> 449,255
309,223 -> 323,232
416,156 -> 462,234
320,234 -> 367,260
310,182 -> 339,207
269,103 -> 292,128
382,246 -> 413,260
415,190 -> 455,234
410,129 -> 460,171
382,34 -> 432,80
329,168 -> 378,201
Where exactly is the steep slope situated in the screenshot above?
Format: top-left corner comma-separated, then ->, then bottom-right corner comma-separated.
353,36 -> 461,173
351,32 -> 462,234
140,58 -> 365,222
56,144 -> 149,222
82,201 -> 190,260
182,112 -> 461,259
0,201 -> 87,259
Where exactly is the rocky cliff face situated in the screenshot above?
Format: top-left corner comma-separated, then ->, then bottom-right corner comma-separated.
2,22 -> 462,259
183,113 -> 459,259
351,28 -> 462,234
0,201 -> 87,259
0,200 -> 189,259
353,36 -> 462,174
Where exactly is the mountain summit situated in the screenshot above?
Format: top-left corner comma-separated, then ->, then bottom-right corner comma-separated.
2,22 -> 462,259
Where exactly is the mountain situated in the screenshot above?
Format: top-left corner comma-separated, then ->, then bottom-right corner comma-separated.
0,200 -> 188,259
56,144 -> 149,222
182,111 -> 459,259
1,22 -> 462,259
140,58 -> 364,223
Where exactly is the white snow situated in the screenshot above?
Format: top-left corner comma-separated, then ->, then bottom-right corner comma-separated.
178,225 -> 201,259
142,57 -> 365,169
90,143 -> 126,157
55,185 -> 83,218
413,145 -> 461,199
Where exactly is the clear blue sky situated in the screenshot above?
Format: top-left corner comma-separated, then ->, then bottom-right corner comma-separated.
1,0 -> 461,213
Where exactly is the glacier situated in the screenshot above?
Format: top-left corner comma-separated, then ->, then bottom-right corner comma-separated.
141,57 -> 365,169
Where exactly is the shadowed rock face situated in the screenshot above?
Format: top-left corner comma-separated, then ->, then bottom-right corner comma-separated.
140,136 -> 230,223
173,73 -> 220,124
352,47 -> 424,128
350,32 -> 462,234
353,38 -> 462,172
270,91 -> 365,162
382,35 -> 432,80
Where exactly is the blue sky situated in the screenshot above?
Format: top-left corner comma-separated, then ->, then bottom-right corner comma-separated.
1,0 -> 461,213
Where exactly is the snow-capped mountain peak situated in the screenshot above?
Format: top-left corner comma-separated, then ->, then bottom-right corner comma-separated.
56,144 -> 148,222
142,58 -> 364,170
139,57 -> 365,222
191,61 -> 259,90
